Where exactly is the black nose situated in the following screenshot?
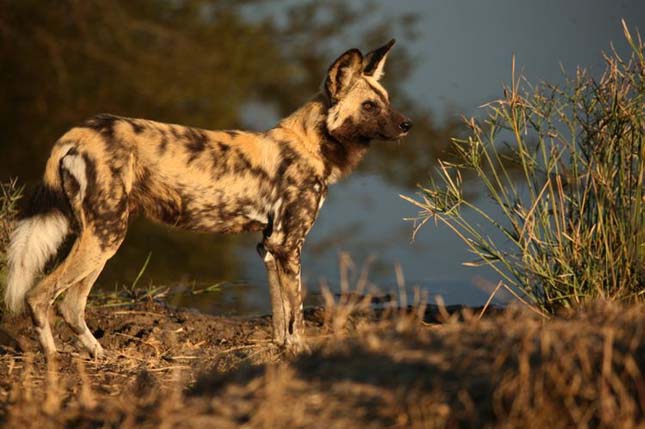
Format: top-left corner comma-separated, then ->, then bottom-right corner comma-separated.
399,121 -> 412,133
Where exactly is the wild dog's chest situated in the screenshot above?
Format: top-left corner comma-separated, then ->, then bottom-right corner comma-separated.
257,180 -> 327,251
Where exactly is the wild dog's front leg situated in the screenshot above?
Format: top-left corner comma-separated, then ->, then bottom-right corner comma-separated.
260,182 -> 326,349
275,251 -> 305,346
260,246 -> 305,348
257,244 -> 289,345
259,243 -> 305,347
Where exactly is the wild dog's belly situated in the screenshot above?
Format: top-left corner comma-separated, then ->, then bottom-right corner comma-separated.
178,191 -> 270,233
131,169 -> 274,234
118,118 -> 284,234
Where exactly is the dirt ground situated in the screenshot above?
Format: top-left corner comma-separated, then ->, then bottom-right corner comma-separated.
0,298 -> 643,429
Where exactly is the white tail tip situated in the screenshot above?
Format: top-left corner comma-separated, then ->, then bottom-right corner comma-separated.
4,212 -> 69,314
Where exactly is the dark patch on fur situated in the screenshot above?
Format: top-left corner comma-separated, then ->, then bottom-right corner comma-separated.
184,128 -> 208,163
207,143 -> 231,175
64,146 -> 79,157
129,167 -> 182,225
217,142 -> 230,154
59,147 -> 82,201
256,242 -> 267,258
263,211 -> 274,239
43,229 -> 77,275
365,81 -> 388,104
318,120 -> 370,179
158,130 -> 169,156
225,131 -> 240,138
276,143 -> 299,178
224,147 -> 271,182
79,153 -> 129,251
363,39 -> 395,76
124,119 -> 145,134
170,126 -> 183,140
81,154 -> 98,214
334,117 -> 372,142
80,114 -> 119,140
156,200 -> 183,225
18,184 -> 72,220
230,148 -> 253,173
61,168 -> 80,201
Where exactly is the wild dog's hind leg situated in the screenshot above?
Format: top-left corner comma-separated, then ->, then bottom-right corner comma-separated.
28,149 -> 130,357
58,262 -> 106,357
54,216 -> 126,358
26,234 -> 110,357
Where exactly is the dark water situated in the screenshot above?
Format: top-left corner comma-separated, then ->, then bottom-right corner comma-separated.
3,1 -> 643,316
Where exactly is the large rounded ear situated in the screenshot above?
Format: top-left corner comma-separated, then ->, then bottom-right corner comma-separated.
324,48 -> 363,103
363,39 -> 395,81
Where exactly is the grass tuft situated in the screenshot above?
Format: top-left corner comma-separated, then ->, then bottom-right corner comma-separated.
0,178 -> 23,312
404,23 -> 645,313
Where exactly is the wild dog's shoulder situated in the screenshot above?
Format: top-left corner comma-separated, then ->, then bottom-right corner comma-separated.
265,129 -> 327,181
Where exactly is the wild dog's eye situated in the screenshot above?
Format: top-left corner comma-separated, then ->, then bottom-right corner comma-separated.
362,100 -> 378,112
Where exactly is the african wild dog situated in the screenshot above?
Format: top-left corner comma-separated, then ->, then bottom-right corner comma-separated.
4,40 -> 411,357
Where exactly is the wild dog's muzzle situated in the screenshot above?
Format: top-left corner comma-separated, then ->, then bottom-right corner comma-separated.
383,110 -> 412,139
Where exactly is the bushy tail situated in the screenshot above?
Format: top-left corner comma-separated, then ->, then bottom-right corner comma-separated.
4,142 -> 78,314
5,211 -> 70,313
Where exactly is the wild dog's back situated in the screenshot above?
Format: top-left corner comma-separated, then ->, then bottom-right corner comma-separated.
6,114 -> 283,311
55,114 -> 289,234
126,117 -> 285,233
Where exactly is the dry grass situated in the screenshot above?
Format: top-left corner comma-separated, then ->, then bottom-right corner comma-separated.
0,296 -> 643,429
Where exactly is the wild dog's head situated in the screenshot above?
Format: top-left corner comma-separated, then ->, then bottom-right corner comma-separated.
323,39 -> 411,143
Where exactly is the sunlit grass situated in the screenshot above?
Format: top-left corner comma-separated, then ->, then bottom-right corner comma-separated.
404,21 -> 644,313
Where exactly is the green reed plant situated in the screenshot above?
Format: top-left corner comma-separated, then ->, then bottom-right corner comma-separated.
404,22 -> 644,313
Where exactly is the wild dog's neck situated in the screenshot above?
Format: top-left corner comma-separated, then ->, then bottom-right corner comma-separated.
276,94 -> 370,184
